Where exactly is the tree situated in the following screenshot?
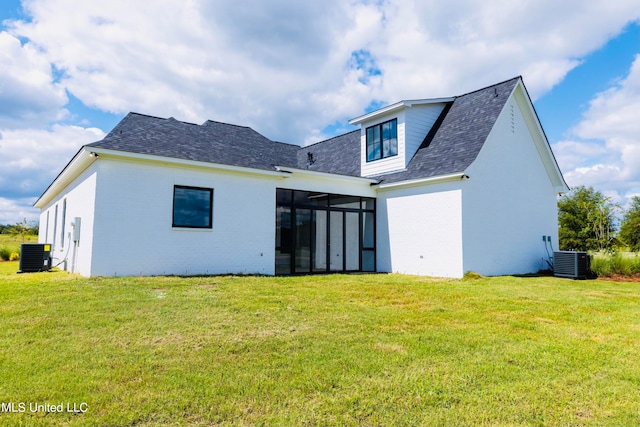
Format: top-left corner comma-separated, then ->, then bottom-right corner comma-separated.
558,186 -> 618,252
619,196 -> 640,252
8,218 -> 34,243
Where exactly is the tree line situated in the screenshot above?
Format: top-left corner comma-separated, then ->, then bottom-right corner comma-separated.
559,186 -> 640,252
0,219 -> 39,237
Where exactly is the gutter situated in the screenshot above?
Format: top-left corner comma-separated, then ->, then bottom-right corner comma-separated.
273,165 -> 380,184
374,172 -> 468,190
88,147 -> 290,178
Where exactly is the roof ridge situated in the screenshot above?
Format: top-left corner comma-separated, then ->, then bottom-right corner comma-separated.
203,119 -> 251,129
454,76 -> 521,99
272,140 -> 301,148
166,117 -> 199,126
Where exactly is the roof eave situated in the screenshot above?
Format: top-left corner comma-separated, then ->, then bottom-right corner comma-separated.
89,147 -> 292,178
375,172 -> 468,190
274,165 -> 379,184
34,147 -> 295,209
34,147 -> 97,208
349,97 -> 455,125
511,79 -> 570,194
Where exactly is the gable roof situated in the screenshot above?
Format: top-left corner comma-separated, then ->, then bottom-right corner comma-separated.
368,76 -> 520,184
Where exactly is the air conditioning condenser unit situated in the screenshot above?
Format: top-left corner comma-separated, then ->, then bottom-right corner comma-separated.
18,243 -> 52,273
553,251 -> 590,279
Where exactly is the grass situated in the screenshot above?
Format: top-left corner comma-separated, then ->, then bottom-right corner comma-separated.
591,251 -> 640,277
0,263 -> 639,426
0,234 -> 38,260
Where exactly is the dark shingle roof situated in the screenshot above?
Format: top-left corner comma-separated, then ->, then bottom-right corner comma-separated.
89,113 -> 299,172
85,77 -> 520,182
296,130 -> 361,176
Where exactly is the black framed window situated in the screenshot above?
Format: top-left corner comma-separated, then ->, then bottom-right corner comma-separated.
172,185 -> 213,228
366,118 -> 397,162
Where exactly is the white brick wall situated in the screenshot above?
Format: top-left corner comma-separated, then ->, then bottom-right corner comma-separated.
38,165 -> 98,276
462,85 -> 560,276
88,160 -> 280,276
377,183 -> 464,278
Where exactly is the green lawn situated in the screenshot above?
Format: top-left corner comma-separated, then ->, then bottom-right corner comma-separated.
0,263 -> 639,426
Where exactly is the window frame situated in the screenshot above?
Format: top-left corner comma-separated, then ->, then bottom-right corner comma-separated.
366,118 -> 398,162
172,185 -> 214,229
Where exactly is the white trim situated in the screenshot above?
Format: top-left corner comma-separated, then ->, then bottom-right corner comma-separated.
273,165 -> 379,184
89,147 -> 289,178
349,98 -> 454,125
376,173 -> 468,189
510,81 -> 570,194
34,149 -> 96,208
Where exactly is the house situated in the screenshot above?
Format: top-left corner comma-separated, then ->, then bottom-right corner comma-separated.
34,76 -> 568,277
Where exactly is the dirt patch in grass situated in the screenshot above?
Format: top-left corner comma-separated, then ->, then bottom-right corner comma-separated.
598,273 -> 640,282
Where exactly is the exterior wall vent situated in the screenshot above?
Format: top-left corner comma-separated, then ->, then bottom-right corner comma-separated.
553,251 -> 590,279
18,244 -> 52,273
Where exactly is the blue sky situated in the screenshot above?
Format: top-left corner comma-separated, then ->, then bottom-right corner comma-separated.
0,1 -> 639,225
536,22 -> 639,143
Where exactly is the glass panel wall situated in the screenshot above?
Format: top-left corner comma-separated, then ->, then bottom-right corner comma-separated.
345,212 -> 360,271
362,250 -> 375,272
276,189 -> 376,275
295,209 -> 312,273
275,206 -> 291,275
361,210 -> 376,272
313,210 -> 327,272
329,211 -> 343,271
330,195 -> 360,209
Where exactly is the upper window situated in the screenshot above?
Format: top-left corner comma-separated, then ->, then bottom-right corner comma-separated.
366,118 -> 398,162
172,185 -> 213,228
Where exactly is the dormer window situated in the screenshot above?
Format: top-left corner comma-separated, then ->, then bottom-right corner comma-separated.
366,118 -> 398,162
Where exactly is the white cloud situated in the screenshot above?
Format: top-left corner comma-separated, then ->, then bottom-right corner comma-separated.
0,31 -> 67,128
555,54 -> 640,204
552,140 -> 610,173
0,124 -> 105,201
0,196 -> 39,224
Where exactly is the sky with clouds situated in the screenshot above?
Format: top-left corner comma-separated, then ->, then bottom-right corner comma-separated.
0,0 -> 639,225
